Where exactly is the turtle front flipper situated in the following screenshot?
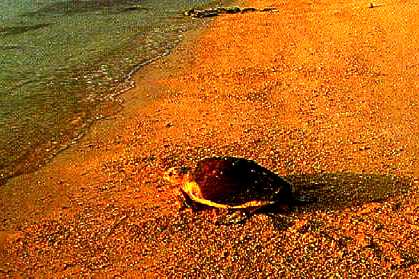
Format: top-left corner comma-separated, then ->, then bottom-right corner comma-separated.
178,188 -> 207,212
215,208 -> 259,225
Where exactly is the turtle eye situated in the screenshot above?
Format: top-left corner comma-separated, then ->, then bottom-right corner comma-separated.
180,166 -> 189,174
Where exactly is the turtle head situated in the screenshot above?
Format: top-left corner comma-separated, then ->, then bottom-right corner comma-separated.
163,166 -> 192,185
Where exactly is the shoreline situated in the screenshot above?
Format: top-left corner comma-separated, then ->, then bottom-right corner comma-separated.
0,0 -> 217,186
1,0 -> 419,276
0,26 -> 184,187
0,16 -> 214,231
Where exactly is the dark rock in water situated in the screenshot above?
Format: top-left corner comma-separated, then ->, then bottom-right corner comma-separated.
218,6 -> 241,14
185,8 -> 219,18
184,9 -> 193,16
185,6 -> 278,18
241,7 -> 257,13
185,7 -> 240,18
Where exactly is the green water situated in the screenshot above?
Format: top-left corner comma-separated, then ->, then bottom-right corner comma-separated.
0,0 -> 222,183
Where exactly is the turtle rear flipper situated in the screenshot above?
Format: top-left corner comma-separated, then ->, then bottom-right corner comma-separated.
285,195 -> 317,213
292,195 -> 317,205
268,213 -> 295,230
215,207 -> 294,226
215,206 -> 265,225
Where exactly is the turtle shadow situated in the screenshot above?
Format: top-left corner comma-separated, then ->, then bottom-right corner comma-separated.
252,172 -> 413,230
286,172 -> 412,211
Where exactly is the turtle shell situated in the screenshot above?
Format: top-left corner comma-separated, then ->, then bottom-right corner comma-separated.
190,157 -> 294,207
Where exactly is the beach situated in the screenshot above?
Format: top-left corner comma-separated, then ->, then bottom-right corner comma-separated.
1,0 -> 418,276
0,0 -> 214,185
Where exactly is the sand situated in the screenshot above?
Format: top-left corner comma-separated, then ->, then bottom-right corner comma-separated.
1,0 -> 418,276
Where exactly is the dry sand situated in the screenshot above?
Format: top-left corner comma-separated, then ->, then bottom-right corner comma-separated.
1,0 -> 418,277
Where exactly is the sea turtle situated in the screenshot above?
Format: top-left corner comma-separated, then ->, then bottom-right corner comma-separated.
163,156 -> 303,224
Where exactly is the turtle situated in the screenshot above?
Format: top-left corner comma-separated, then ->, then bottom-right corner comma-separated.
163,156 -> 306,224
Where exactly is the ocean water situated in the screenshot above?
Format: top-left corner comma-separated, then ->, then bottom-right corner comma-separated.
0,0 -> 222,184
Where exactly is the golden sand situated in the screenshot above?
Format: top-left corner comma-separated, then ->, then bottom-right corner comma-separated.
1,0 -> 418,276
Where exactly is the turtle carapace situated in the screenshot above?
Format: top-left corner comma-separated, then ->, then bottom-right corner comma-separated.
163,157 -> 296,212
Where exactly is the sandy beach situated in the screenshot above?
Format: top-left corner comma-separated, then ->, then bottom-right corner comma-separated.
1,0 -> 418,276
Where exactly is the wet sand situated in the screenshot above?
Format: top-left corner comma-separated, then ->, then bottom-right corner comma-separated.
1,0 -> 418,276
